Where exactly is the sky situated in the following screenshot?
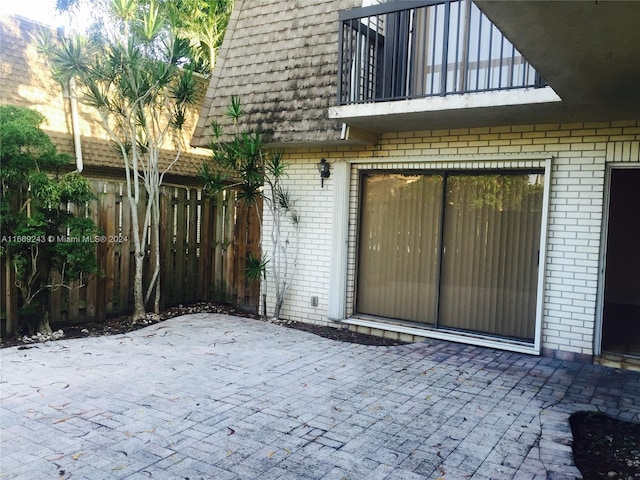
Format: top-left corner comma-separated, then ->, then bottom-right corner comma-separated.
0,0 -> 90,31
0,0 -> 66,26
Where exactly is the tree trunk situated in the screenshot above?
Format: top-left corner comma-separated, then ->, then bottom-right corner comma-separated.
129,193 -> 146,321
133,251 -> 146,320
144,181 -> 162,314
270,189 -> 280,319
36,314 -> 53,335
273,294 -> 284,320
152,202 -> 161,314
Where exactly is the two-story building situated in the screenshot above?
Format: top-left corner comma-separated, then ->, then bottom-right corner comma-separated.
192,0 -> 640,368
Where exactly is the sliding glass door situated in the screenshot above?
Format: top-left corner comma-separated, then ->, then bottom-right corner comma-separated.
357,170 -> 544,342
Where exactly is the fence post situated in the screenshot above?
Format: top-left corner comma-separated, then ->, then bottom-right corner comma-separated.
2,255 -> 17,337
197,190 -> 210,300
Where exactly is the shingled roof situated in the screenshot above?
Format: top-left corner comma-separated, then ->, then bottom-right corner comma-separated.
1,15 -> 210,180
192,0 -> 361,148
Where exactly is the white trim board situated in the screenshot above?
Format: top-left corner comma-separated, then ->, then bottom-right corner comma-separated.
342,317 -> 539,355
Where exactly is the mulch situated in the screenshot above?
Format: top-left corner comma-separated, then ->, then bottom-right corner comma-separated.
570,411 -> 640,479
0,301 -> 406,349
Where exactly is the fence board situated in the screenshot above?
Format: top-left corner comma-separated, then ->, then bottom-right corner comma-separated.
68,279 -> 80,320
212,192 -> 225,300
235,202 -> 249,306
85,193 -> 99,318
186,189 -> 198,303
175,188 -> 186,302
95,183 -> 107,321
105,183 -> 118,314
225,192 -> 236,303
49,270 -> 62,323
117,184 -> 130,312
159,186 -> 170,308
2,255 -> 18,336
1,177 -> 261,337
245,198 -> 262,308
199,195 -> 208,300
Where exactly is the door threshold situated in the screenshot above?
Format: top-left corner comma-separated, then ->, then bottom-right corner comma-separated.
342,317 -> 539,355
595,352 -> 640,371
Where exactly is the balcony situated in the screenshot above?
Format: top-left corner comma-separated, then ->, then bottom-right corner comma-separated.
338,0 -> 546,105
331,0 -> 561,136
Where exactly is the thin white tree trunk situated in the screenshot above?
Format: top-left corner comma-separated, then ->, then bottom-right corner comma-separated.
127,150 -> 146,321
130,198 -> 146,321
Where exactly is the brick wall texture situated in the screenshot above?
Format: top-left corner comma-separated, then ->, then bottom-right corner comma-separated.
262,121 -> 640,358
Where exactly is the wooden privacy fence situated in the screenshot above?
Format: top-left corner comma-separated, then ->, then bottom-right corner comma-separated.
1,178 -> 261,337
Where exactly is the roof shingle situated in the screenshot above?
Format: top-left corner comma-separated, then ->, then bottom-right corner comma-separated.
192,0 -> 361,148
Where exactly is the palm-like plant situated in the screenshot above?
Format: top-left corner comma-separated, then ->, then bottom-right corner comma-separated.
40,0 -> 198,320
55,0 -> 233,75
200,97 -> 299,320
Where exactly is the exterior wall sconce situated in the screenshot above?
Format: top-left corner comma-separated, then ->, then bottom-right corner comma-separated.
317,158 -> 331,187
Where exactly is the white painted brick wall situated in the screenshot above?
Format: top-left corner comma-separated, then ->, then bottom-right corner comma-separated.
260,158 -> 335,323
262,121 -> 639,357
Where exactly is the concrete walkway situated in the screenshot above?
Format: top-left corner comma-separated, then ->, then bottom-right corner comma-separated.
1,314 -> 639,480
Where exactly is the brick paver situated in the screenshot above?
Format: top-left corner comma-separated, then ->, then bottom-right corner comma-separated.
2,314 -> 639,479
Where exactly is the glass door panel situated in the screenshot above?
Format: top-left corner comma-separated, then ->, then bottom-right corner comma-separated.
439,173 -> 543,341
357,173 -> 443,324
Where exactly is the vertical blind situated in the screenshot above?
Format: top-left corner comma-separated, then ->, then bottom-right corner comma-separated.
358,174 -> 442,324
357,171 -> 544,342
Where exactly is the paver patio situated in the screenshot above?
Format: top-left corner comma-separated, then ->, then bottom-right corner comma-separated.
1,313 -> 639,479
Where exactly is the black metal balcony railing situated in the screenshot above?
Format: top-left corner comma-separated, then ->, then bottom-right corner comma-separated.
338,0 -> 546,106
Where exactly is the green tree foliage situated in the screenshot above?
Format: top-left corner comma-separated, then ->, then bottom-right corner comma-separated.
39,0 -> 199,320
200,97 -> 299,319
446,174 -> 544,211
0,106 -> 99,335
55,0 -> 233,75
164,0 -> 233,75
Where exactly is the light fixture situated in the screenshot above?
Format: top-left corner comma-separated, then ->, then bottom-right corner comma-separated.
317,158 -> 330,187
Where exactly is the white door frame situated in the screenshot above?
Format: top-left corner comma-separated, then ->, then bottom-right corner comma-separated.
595,163 -> 640,356
341,154 -> 552,355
